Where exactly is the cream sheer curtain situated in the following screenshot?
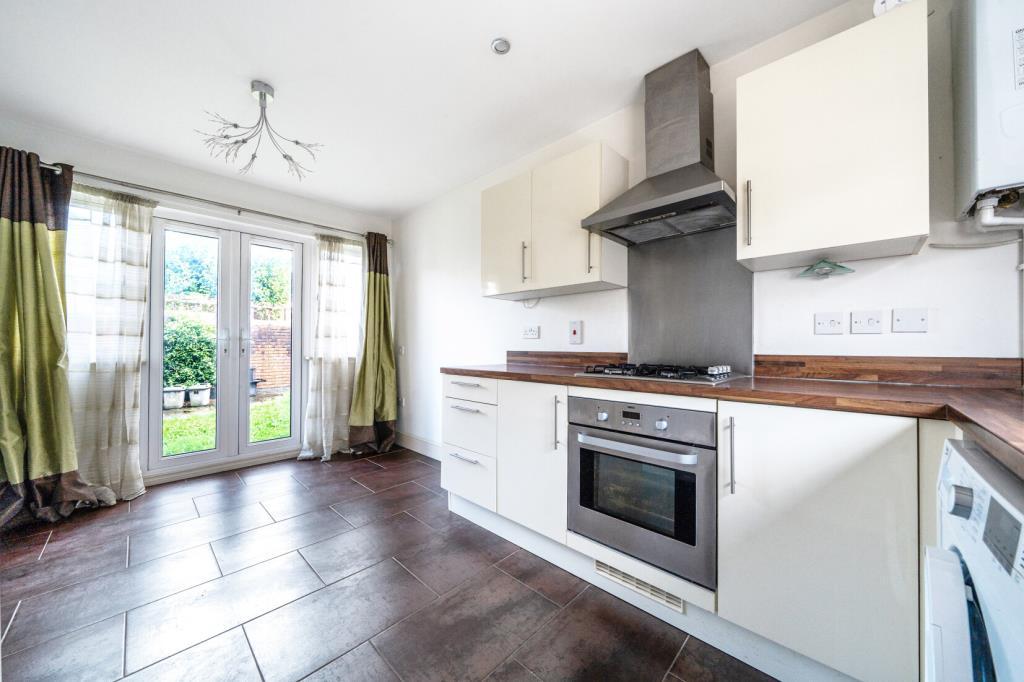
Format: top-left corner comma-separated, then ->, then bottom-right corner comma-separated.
299,234 -> 364,461
66,185 -> 155,500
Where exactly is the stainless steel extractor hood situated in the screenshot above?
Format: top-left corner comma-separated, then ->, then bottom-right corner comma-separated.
582,50 -> 736,246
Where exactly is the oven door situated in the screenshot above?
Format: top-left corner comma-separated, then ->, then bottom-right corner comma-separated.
568,425 -> 716,590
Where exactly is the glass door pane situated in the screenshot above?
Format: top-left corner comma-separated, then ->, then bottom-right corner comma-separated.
243,239 -> 300,447
160,229 -> 222,456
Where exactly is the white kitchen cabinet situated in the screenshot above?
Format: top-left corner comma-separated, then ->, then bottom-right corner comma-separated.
480,142 -> 628,300
496,380 -> 568,543
716,401 -> 918,682
440,445 -> 497,512
735,0 -> 929,271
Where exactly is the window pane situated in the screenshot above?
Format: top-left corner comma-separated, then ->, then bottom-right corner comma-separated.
162,230 -> 219,456
248,244 -> 293,443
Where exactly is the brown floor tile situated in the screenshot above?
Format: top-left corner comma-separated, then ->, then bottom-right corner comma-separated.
0,613 -> 125,682
194,476 -> 308,516
496,550 -> 587,606
413,469 -> 444,494
486,658 -> 540,681
670,636 -> 776,682
261,479 -> 373,522
367,450 -> 435,469
372,566 -> 558,682
211,508 -> 353,574
351,461 -> 437,493
246,559 -> 435,682
1,536 -> 126,614
396,519 -> 518,594
316,458 -> 385,478
405,496 -> 458,532
124,551 -> 323,673
514,587 -> 686,682
128,503 -> 272,565
300,513 -> 435,584
238,458 -> 336,486
40,501 -> 198,560
3,544 -> 220,655
331,481 -> 438,527
124,627 -> 261,681
303,641 -> 399,681
130,472 -> 243,513
0,531 -> 49,570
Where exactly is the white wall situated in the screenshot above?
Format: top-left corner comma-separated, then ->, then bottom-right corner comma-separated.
0,111 -> 392,236
396,0 -> 1020,449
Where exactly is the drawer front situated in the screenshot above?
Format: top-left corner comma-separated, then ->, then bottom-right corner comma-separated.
444,375 -> 499,405
442,397 -> 497,457
440,446 -> 496,511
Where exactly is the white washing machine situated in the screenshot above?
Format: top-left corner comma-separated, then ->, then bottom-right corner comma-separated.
926,439 -> 1024,681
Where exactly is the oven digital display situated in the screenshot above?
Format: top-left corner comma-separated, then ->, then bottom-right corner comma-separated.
621,410 -> 641,421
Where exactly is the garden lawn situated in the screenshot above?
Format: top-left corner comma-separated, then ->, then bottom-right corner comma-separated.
162,393 -> 291,456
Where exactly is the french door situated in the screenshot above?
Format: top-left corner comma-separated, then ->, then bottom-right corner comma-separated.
147,218 -> 303,470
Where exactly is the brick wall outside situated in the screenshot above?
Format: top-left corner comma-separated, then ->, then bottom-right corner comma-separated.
251,324 -> 291,390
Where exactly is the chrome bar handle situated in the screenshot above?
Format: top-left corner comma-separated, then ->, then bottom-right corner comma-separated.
448,452 -> 481,465
744,180 -> 752,247
450,380 -> 482,388
728,416 -> 737,494
521,241 -> 527,282
553,396 -> 561,450
450,404 -> 482,414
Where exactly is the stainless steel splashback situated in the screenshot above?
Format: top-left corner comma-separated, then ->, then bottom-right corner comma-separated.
627,226 -> 753,374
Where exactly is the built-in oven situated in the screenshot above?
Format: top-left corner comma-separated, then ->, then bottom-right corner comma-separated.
568,396 -> 717,590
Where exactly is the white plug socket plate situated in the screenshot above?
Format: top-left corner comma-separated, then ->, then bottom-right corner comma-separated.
814,312 -> 844,335
569,320 -> 583,345
523,325 -> 540,340
892,308 -> 928,333
851,310 -> 884,334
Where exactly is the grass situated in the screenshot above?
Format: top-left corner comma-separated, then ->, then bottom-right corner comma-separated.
162,392 -> 291,456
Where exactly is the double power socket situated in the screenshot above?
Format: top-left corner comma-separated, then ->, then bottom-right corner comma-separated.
814,308 -> 928,335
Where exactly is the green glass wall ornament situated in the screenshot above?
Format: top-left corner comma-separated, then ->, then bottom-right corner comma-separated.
798,259 -> 855,279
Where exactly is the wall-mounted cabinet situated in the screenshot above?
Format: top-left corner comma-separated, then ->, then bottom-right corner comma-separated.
735,0 -> 929,271
481,142 -> 628,300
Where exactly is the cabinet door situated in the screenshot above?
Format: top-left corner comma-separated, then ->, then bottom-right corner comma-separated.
496,381 -> 568,543
481,172 -> 531,296
735,1 -> 928,269
717,401 -> 918,682
531,143 -> 627,289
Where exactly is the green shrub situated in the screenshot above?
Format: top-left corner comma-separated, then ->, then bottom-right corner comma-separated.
163,317 -> 216,387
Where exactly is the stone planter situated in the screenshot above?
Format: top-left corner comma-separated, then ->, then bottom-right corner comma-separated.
162,387 -> 186,410
186,385 -> 212,407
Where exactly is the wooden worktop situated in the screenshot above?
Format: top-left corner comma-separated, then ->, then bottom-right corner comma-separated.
440,354 -> 1024,479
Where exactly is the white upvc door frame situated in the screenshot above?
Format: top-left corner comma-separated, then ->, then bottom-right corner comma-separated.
144,217 -> 304,476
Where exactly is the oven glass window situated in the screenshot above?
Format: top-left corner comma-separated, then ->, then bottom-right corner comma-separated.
579,449 -> 697,545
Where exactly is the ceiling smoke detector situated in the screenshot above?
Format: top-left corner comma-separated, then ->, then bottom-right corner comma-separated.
490,37 -> 511,55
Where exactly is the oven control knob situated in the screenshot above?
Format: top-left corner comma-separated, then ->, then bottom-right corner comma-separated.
654,418 -> 669,431
946,484 -> 974,519
596,411 -> 609,422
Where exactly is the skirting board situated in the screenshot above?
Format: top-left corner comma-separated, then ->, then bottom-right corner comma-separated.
397,431 -> 443,463
448,494 -> 848,682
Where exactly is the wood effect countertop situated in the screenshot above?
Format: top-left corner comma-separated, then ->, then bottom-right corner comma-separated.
440,363 -> 1024,478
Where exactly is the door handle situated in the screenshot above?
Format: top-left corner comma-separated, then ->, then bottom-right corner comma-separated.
448,452 -> 481,465
521,241 -> 527,283
450,404 -> 482,414
744,180 -> 752,247
553,396 -> 561,450
727,416 -> 737,494
586,235 -> 593,274
576,432 -> 699,466
450,380 -> 482,388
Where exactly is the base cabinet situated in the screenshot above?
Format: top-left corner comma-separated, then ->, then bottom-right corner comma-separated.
716,401 -> 918,682
496,381 -> 568,543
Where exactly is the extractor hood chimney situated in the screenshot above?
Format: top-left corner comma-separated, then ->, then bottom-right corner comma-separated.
582,50 -> 737,246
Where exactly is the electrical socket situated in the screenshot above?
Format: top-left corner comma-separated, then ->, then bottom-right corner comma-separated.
569,320 -> 583,345
893,308 -> 928,333
851,310 -> 884,334
814,312 -> 844,335
522,325 -> 540,340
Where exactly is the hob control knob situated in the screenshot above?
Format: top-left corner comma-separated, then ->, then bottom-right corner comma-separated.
654,418 -> 669,431
947,484 -> 974,519
596,411 -> 609,422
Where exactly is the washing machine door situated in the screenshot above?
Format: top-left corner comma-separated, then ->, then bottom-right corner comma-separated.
925,547 -> 996,682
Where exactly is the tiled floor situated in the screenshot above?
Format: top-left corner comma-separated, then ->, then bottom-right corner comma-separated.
0,450 -> 774,681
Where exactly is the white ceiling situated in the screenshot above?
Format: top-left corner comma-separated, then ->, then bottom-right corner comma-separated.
2,0 -> 846,217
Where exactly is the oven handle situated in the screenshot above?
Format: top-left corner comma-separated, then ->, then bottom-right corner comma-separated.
576,432 -> 699,467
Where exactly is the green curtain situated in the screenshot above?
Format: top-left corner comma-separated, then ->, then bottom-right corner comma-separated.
349,232 -> 397,453
0,147 -> 104,528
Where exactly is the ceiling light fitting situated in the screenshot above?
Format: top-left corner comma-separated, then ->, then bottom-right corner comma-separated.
197,80 -> 322,180
491,37 -> 511,55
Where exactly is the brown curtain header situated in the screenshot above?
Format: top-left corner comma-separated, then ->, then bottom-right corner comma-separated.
0,147 -> 73,229
365,232 -> 389,275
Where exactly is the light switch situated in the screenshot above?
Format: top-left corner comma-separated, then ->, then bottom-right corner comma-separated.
522,325 -> 540,340
893,308 -> 928,333
569,320 -> 583,345
851,310 -> 884,334
814,312 -> 844,335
